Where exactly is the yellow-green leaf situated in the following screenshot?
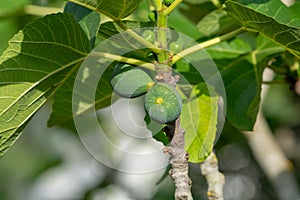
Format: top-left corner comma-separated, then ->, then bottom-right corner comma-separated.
181,84 -> 219,163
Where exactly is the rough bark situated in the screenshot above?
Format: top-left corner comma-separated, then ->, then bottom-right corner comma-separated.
164,118 -> 193,200
155,61 -> 193,199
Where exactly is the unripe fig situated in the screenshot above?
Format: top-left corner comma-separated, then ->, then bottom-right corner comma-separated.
111,64 -> 154,98
169,41 -> 183,54
142,30 -> 155,43
145,83 -> 182,124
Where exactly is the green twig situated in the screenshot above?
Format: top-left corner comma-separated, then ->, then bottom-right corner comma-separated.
152,0 -> 163,10
90,52 -> 154,70
156,10 -> 168,63
115,20 -> 161,54
164,0 -> 183,15
172,27 -> 246,64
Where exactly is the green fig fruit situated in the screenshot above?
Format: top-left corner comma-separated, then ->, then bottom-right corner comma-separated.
169,41 -> 183,54
145,83 -> 182,123
142,30 -> 155,43
111,64 -> 154,98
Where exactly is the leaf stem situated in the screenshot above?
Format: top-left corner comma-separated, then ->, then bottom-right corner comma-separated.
115,20 -> 161,54
172,27 -> 246,64
90,52 -> 155,70
164,0 -> 183,15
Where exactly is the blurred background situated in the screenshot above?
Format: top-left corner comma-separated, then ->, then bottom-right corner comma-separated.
0,0 -> 300,199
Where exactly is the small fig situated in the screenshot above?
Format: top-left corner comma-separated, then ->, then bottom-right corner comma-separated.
111,64 -> 154,98
145,83 -> 182,124
142,30 -> 155,43
169,41 -> 183,54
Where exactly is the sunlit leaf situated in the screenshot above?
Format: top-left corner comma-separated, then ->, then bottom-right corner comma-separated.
64,2 -> 101,48
225,0 -> 300,58
0,13 -> 90,157
181,84 -> 218,163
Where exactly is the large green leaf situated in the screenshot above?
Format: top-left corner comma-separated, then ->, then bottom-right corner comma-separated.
197,9 -> 239,37
47,63 -> 113,128
207,37 -> 252,59
220,35 -> 285,130
225,0 -> 300,58
177,35 -> 284,130
168,8 -> 202,40
175,37 -> 252,85
290,2 -> 300,18
68,0 -> 143,20
181,83 -> 219,163
64,2 -> 101,48
0,13 -> 90,158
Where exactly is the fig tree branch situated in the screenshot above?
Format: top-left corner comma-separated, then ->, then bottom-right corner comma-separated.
163,119 -> 193,200
200,152 -> 225,200
154,2 -> 193,198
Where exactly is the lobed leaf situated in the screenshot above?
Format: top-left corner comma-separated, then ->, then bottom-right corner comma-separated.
225,0 -> 300,58
219,35 -> 285,130
168,8 -> 202,40
47,63 -> 114,128
177,35 -> 284,130
0,13 -> 90,158
206,38 -> 252,59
